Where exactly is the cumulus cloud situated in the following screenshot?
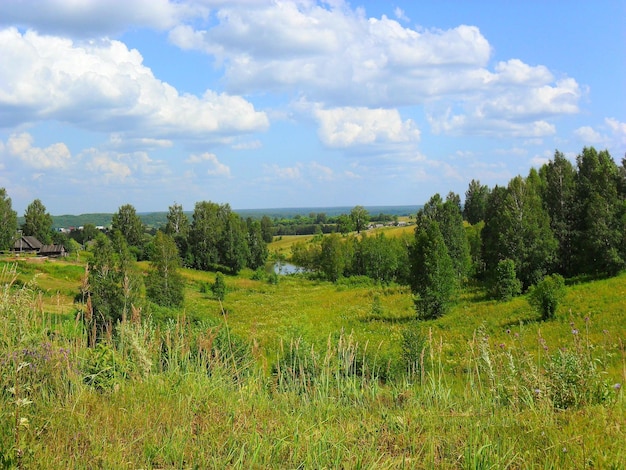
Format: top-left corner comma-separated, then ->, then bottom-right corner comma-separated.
166,1 -> 582,138
186,152 -> 230,177
5,132 -> 71,169
0,0 -> 206,37
83,149 -> 132,181
0,28 -> 268,139
574,126 -> 604,144
313,106 -> 420,147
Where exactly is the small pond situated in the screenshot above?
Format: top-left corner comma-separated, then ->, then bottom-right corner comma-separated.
272,261 -> 306,275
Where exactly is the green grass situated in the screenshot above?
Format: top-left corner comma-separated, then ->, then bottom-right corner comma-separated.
0,258 -> 625,468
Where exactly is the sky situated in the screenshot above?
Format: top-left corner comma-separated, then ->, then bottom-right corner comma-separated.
0,0 -> 624,215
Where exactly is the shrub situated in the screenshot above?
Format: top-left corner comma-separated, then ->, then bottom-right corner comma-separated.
211,273 -> 227,301
528,274 -> 566,320
401,327 -> 427,379
492,259 -> 522,301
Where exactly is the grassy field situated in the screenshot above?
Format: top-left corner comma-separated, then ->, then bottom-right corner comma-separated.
0,255 -> 624,468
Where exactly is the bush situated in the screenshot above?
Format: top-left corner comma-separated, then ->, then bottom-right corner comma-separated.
492,259 -> 522,301
211,273 -> 227,301
528,274 -> 566,320
401,327 -> 428,379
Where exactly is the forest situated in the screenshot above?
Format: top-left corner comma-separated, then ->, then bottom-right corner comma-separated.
0,146 -> 625,468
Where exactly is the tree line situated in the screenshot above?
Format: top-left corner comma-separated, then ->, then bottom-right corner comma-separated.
287,147 -> 626,320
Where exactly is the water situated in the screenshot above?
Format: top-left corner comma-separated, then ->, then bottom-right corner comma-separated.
273,261 -> 305,275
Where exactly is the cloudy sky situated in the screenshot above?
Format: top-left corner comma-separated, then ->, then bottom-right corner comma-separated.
0,0 -> 624,215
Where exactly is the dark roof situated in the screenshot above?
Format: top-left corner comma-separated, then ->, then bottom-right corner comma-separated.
39,244 -> 66,256
13,236 -> 43,251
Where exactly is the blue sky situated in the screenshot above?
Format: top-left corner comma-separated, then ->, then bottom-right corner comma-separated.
0,0 -> 624,215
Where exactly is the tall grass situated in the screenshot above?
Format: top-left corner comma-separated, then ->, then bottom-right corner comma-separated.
0,264 -> 624,468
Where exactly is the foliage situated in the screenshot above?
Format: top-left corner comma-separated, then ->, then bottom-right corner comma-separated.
401,327 -> 427,379
463,179 -> 490,224
528,274 -> 566,320
164,203 -> 189,238
350,205 -> 370,233
22,199 -> 53,244
146,232 -> 184,308
0,188 -> 17,251
211,272 -> 227,301
492,259 -> 522,301
319,233 -> 350,282
411,219 -> 458,319
111,204 -> 145,249
572,147 -> 625,276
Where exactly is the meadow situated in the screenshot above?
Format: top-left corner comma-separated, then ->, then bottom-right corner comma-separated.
0,249 -> 624,468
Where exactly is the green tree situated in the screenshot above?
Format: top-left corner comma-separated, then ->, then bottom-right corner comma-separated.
357,233 -> 399,284
82,223 -> 99,244
336,214 -> 355,234
418,193 -> 471,281
481,185 -> 508,278
165,203 -> 189,238
410,219 -> 458,319
463,179 -> 490,224
319,233 -> 348,282
211,272 -> 227,301
111,204 -> 145,258
220,212 -> 250,274
86,233 -> 132,342
0,188 -> 17,251
247,219 -> 269,270
528,274 -> 566,321
22,199 -> 53,244
190,201 -> 225,271
146,232 -> 184,307
573,147 -> 624,275
350,205 -> 370,234
492,259 -> 522,301
260,215 -> 274,243
539,151 -> 577,276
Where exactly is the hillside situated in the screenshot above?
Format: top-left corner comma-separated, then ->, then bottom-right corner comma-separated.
0,256 -> 624,467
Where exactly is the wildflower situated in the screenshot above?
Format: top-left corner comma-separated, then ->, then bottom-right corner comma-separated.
571,329 -> 579,335
506,329 -> 511,335
614,383 -> 622,391
499,343 -> 505,349
534,388 -> 541,395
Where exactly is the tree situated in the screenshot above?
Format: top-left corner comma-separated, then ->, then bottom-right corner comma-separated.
539,151 -> 577,276
463,179 -> 490,224
410,219 -> 458,319
319,233 -> 349,282
260,215 -> 274,243
357,233 -> 399,284
189,201 -> 225,271
165,202 -> 189,238
417,193 -> 471,281
336,214 -> 355,234
82,223 -> 99,244
492,259 -> 522,301
111,204 -> 145,257
572,147 -> 624,275
528,274 -> 566,321
146,232 -> 184,307
0,188 -> 17,251
247,219 -> 268,270
220,212 -> 250,274
86,233 -> 136,342
211,272 -> 227,301
350,205 -> 370,234
22,199 -> 53,244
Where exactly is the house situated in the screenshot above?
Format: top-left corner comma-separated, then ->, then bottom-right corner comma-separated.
13,236 -> 43,253
38,244 -> 67,258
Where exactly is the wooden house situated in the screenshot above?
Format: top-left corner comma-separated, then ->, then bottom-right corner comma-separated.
13,236 -> 43,253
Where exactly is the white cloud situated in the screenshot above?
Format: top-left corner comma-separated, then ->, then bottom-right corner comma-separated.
83,149 -> 132,181
313,106 -> 420,147
169,1 -> 581,137
232,140 -> 262,150
309,161 -> 334,181
0,0 -> 206,37
393,7 -> 409,23
0,28 -> 268,139
574,126 -> 604,144
266,163 -> 302,180
605,118 -> 626,146
186,152 -> 230,177
6,132 -> 71,169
